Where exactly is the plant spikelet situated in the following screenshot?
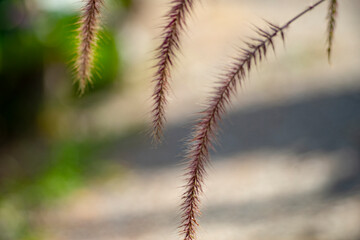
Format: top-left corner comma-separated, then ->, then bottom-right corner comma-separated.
179,1 -> 326,239
151,0 -> 195,142
76,0 -> 104,95
327,0 -> 338,62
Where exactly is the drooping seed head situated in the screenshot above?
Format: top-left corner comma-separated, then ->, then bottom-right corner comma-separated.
75,0 -> 104,95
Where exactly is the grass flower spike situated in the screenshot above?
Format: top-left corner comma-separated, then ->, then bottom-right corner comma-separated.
151,0 -> 195,142
179,1 -> 326,239
76,0 -> 104,95
327,0 -> 338,62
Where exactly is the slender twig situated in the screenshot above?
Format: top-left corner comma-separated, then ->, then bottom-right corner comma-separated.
327,0 -> 338,63
76,0 -> 103,95
151,0 -> 195,142
179,1 -> 326,239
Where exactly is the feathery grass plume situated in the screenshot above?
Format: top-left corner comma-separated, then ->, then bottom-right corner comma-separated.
327,0 -> 337,62
179,0 -> 326,239
76,0 -> 104,95
151,0 -> 195,142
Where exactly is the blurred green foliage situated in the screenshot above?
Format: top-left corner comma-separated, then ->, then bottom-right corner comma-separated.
118,0 -> 132,9
0,136 -> 126,240
43,13 -> 120,96
0,0 -> 133,239
0,0 -> 44,144
0,0 -> 124,144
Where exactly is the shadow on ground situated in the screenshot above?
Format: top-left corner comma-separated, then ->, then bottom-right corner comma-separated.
44,83 -> 360,240
107,85 -> 360,195
109,87 -> 360,164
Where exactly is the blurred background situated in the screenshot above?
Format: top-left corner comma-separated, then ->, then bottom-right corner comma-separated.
0,0 -> 359,239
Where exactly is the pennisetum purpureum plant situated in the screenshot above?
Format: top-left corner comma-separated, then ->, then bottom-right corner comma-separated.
73,0 -> 339,239
75,0 -> 104,95
327,0 -> 338,62
151,0 -> 195,142
173,0 -> 337,239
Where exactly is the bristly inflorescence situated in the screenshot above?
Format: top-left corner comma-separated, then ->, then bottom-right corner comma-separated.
327,0 -> 338,62
76,0 -> 104,95
151,0 -> 195,143
179,0 -> 326,239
